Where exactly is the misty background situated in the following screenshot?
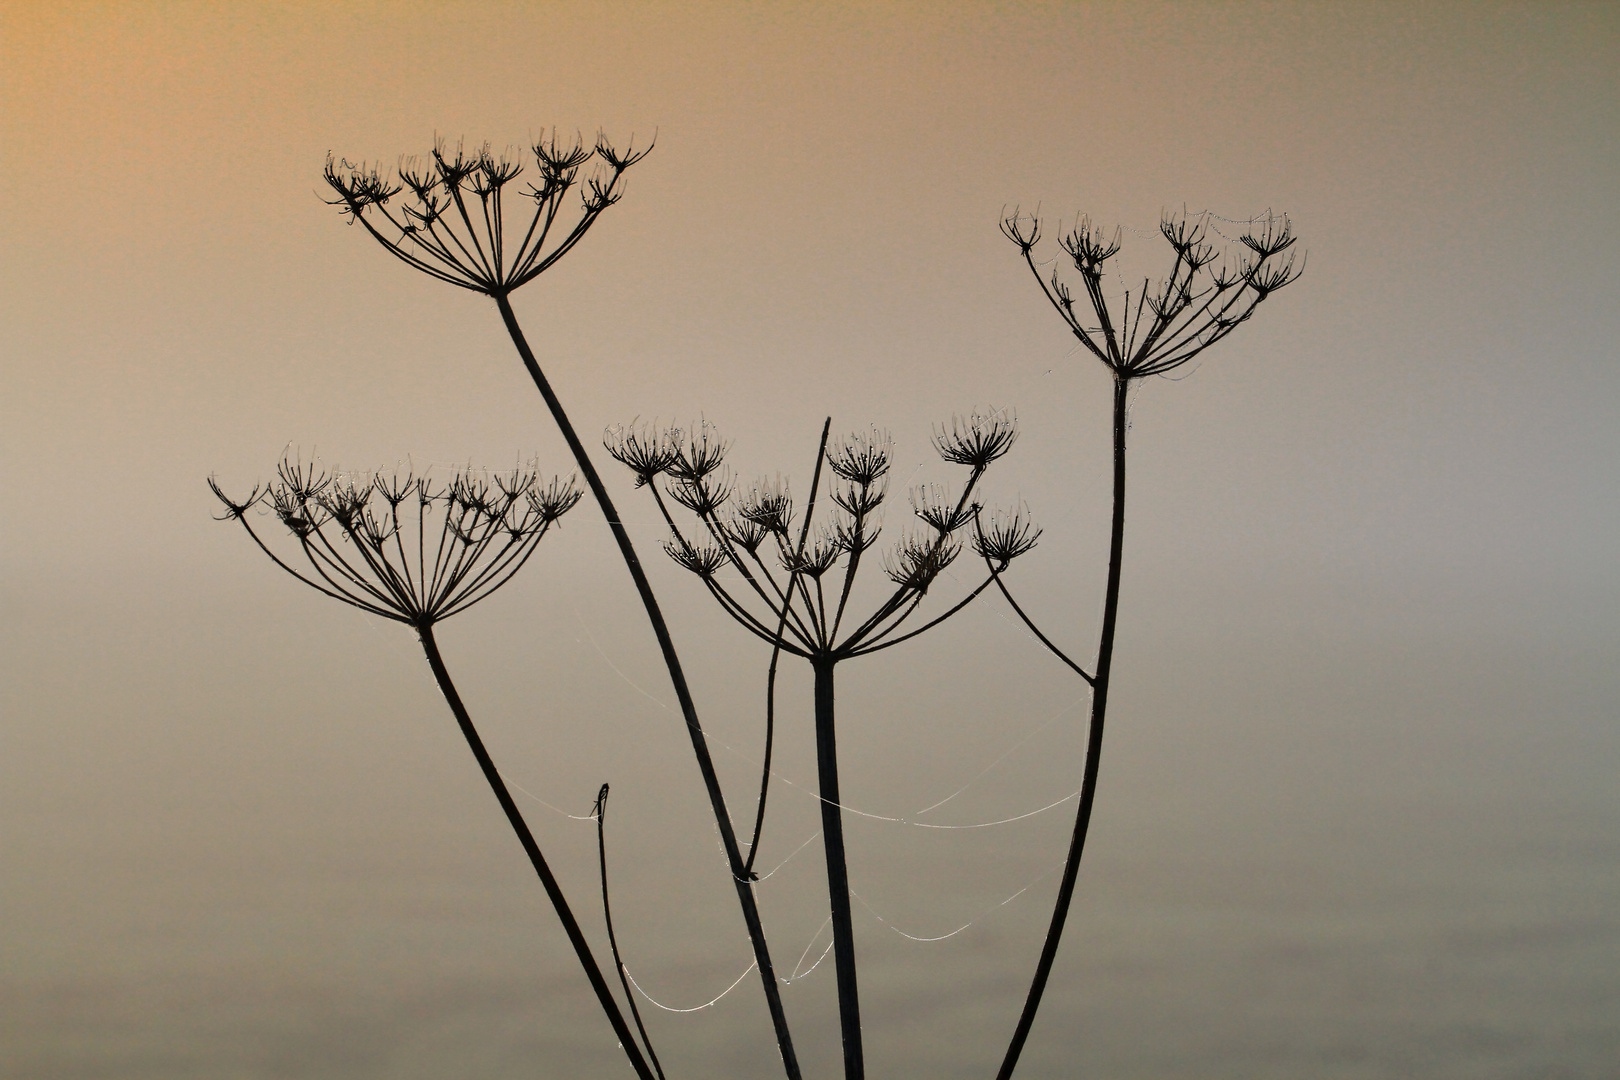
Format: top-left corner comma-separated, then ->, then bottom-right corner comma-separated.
2,3 -> 1616,1078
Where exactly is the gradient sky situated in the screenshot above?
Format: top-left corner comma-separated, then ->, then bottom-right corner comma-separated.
3,3 -> 1617,1078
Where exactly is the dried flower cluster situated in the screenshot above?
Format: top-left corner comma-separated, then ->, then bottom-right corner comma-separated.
324,134 -> 650,295
1001,209 -> 1301,377
608,412 -> 1035,660
210,458 -> 580,626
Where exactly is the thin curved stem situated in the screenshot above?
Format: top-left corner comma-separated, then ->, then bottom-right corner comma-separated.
742,421 -> 831,877
847,575 -> 996,658
743,624 -> 788,879
231,517 -> 401,621
417,624 -> 654,1080
996,371 -> 1128,1080
983,567 -> 1093,686
494,292 -> 802,1080
594,784 -> 666,1080
701,574 -> 811,653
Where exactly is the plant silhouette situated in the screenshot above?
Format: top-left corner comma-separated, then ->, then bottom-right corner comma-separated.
237,138 -> 1309,1076
208,460 -> 661,1080
609,413 -> 1038,1080
991,209 -> 1302,1078
324,136 -> 802,1077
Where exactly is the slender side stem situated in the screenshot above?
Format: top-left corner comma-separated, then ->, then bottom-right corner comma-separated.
595,784 -> 666,1080
494,292 -> 802,1080
996,372 -> 1130,1080
416,624 -> 654,1080
813,657 -> 864,1080
985,569 -> 1093,686
743,637 -> 786,878
745,420 -> 831,876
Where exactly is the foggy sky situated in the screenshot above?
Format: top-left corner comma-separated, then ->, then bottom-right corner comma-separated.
3,3 -> 1617,1078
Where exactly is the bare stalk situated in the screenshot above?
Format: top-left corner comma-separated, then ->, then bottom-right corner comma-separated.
995,373 -> 1126,1080
743,622 -> 788,879
594,784 -> 666,1080
418,623 -> 656,1080
813,657 -> 865,1080
494,292 -> 801,1079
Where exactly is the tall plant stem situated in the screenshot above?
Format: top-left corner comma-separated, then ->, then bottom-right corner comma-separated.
996,372 -> 1130,1080
493,292 -> 802,1080
416,623 -> 655,1080
813,657 -> 864,1080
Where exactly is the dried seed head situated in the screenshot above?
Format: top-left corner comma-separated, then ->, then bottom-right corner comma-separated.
431,140 -> 480,188
605,423 -> 683,487
475,147 -> 524,191
972,506 -> 1042,568
933,409 -> 1018,469
738,478 -> 793,535
1159,209 -> 1209,254
583,173 -> 624,212
911,484 -> 978,534
1060,216 -> 1122,272
329,130 -> 644,298
529,475 -> 583,523
397,156 -> 441,198
322,156 -> 403,221
721,514 -> 770,554
666,470 -> 732,516
207,477 -> 262,521
318,475 -> 375,524
671,420 -> 729,482
534,129 -> 592,175
883,534 -> 960,592
213,457 -> 570,626
276,457 -> 330,502
594,132 -> 654,171
1239,212 -> 1297,260
665,535 -> 728,578
492,464 -> 538,500
1000,210 -> 1041,253
781,536 -> 840,579
830,516 -> 881,555
268,481 -> 323,537
448,473 -> 495,517
827,429 -> 892,486
377,472 -> 415,506
830,477 -> 886,517
1242,250 -> 1302,298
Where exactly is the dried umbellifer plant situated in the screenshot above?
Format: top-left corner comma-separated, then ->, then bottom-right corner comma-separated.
991,209 -> 1302,1078
324,136 -> 801,1077
608,412 -> 1038,1080
208,460 -> 663,1080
